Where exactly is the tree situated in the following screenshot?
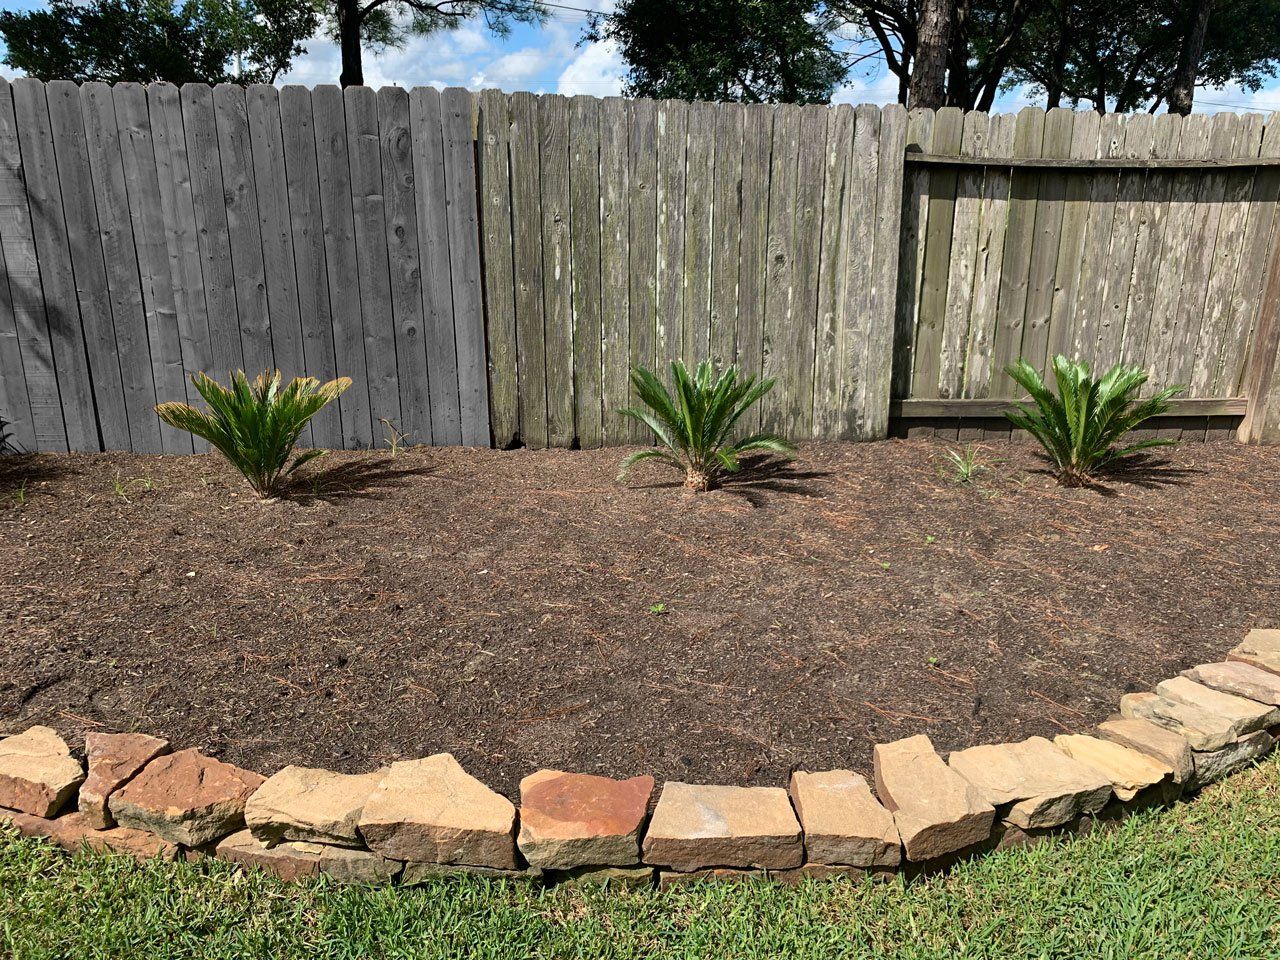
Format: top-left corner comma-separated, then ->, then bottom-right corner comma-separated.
585,0 -> 847,104
319,0 -> 544,88
909,0 -> 952,107
0,0 -> 315,84
1006,0 -> 1280,113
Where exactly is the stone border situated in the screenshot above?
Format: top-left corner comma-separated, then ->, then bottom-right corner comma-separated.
4,630 -> 1280,887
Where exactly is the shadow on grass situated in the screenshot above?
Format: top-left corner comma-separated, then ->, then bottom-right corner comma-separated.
290,456 -> 436,503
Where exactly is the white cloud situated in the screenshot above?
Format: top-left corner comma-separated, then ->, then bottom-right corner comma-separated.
557,38 -> 625,97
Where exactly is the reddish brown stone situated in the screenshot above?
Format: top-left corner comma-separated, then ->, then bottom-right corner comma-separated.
0,727 -> 85,818
214,829 -> 322,881
79,733 -> 170,830
517,769 -> 654,869
2,807 -> 178,861
108,748 -> 265,847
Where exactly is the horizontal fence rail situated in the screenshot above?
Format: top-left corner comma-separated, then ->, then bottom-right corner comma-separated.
2,83 -> 1280,454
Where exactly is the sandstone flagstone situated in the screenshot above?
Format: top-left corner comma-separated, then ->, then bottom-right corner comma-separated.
787,770 -> 901,867
245,765 -> 383,848
1187,731 -> 1275,790
358,754 -> 517,869
872,735 -> 995,862
1097,717 -> 1195,783
1119,692 -> 1237,751
79,733 -> 170,829
641,782 -> 803,871
1228,629 -> 1280,677
543,865 -> 655,887
948,737 -> 1112,829
214,829 -> 323,881
1154,676 -> 1280,736
0,726 -> 85,818
1053,734 -> 1175,802
517,769 -> 654,869
400,861 -> 533,883
2,808 -> 179,861
108,748 -> 265,846
317,844 -> 402,883
1182,661 -> 1280,707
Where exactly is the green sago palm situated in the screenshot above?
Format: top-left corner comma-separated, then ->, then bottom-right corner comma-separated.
1004,355 -> 1183,486
618,360 -> 795,491
156,370 -> 351,500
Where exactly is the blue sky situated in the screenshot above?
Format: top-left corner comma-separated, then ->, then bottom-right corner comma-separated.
2,0 -> 1280,113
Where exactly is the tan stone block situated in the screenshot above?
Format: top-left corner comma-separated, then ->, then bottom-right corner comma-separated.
0,727 -> 84,818
948,737 -> 1112,829
1053,734 -> 1175,802
1119,692 -> 1236,751
1096,716 -> 1194,783
517,769 -> 653,869
358,754 -> 517,869
1228,629 -> 1280,677
787,770 -> 900,868
1183,661 -> 1280,706
873,734 -> 995,861
245,765 -> 383,848
1154,676 -> 1280,736
641,782 -> 802,871
214,828 -> 323,881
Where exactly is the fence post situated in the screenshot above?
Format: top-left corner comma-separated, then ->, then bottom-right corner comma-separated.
1239,224 -> 1280,442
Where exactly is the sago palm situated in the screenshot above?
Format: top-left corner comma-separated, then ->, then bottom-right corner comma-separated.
618,361 -> 795,491
1004,355 -> 1183,487
156,370 -> 351,500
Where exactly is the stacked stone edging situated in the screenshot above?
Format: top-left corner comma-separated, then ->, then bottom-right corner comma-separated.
4,630 -> 1280,888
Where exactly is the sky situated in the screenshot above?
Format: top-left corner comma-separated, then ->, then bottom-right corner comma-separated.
2,0 -> 1280,114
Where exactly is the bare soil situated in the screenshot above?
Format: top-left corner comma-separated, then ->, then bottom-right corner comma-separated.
2,439 -> 1277,798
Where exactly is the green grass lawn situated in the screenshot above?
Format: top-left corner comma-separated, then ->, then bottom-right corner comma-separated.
3,756 -> 1279,960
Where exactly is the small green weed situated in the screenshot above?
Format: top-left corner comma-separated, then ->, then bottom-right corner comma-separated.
940,444 -> 987,485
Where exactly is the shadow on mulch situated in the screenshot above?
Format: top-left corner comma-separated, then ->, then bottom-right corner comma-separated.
0,454 -> 77,495
290,456 -> 436,502
1023,451 -> 1201,494
625,454 -> 830,505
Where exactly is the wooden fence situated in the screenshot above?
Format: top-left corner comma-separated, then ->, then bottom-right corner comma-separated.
2,79 -> 1280,454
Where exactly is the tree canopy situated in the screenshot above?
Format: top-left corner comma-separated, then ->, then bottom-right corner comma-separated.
586,0 -> 847,104
0,0 -> 316,85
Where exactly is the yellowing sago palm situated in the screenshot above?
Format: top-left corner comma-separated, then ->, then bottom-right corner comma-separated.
156,371 -> 351,500
618,361 -> 795,491
1004,355 -> 1183,487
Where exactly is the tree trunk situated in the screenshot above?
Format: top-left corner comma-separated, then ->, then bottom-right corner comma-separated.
1167,0 -> 1214,115
337,0 -> 364,88
909,0 -> 953,109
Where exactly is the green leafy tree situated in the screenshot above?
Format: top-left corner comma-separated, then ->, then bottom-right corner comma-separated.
0,0 -> 316,84
320,0 -> 544,87
586,0 -> 847,103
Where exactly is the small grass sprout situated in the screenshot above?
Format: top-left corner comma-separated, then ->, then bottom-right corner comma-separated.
940,444 -> 987,485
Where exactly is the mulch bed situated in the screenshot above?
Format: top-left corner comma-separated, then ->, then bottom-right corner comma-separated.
2,439 -> 1278,797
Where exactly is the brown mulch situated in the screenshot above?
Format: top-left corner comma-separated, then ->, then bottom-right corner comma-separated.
1,439 -> 1277,798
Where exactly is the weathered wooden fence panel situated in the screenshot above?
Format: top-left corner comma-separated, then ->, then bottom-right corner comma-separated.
0,77 -> 488,453
3,81 -> 1280,453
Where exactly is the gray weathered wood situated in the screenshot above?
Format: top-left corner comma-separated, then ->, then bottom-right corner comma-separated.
865,103 -> 908,440
892,107 -> 935,400
1045,110 -> 1103,363
180,83 -> 243,382
278,85 -> 342,449
760,104 -> 800,434
812,104 -> 855,437
441,88 -> 490,448
963,111 -> 1015,398
709,102 -> 743,370
599,97 -> 630,445
376,85 -> 431,446
312,84 -> 373,449
477,88 -> 517,447
938,109 -> 989,398
627,98 -> 658,441
1070,112 -> 1126,367
113,82 -> 191,452
509,91 -> 547,448
736,103 -> 772,432
1019,107 -> 1075,370
212,84 -> 274,374
409,86 -> 461,446
683,100 -> 717,365
345,84 -> 400,444
538,93 -> 575,448
0,78 -> 63,451
913,105 -> 964,398
569,94 -> 603,448
654,99 -> 686,368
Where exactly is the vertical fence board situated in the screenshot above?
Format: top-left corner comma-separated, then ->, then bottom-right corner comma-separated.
709,103 -> 743,370
312,85 -> 372,449
736,103 -> 772,432
938,109 -> 989,398
683,101 -> 717,365
1045,110 -> 1102,363
784,104 -> 827,438
913,106 -> 964,398
892,107 -> 935,400
654,99 -> 686,369
538,93 -> 574,448
477,89 -> 518,448
626,99 -> 658,441
376,86 -> 431,446
410,87 -> 462,446
113,82 -> 190,452
278,85 -> 342,449
1020,107 -> 1075,371
569,94 -> 603,448
509,92 -> 547,448
1070,113 -> 1125,367
0,78 -> 62,451
599,97 -> 630,445
760,104 -> 800,434
813,104 -> 855,437
963,112 -> 1015,399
